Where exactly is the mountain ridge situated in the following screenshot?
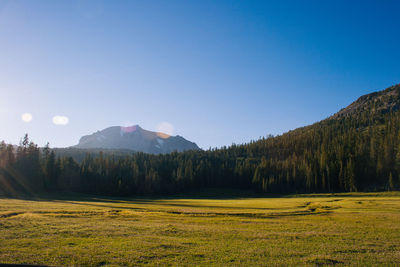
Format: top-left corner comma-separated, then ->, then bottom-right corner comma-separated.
330,84 -> 400,119
2,83 -> 400,196
73,124 -> 199,154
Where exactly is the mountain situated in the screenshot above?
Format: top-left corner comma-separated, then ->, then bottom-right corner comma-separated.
60,82 -> 399,194
243,83 -> 400,192
2,84 -> 400,196
73,125 -> 199,154
331,84 -> 400,119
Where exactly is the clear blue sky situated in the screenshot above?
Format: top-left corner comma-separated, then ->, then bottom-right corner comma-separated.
0,0 -> 399,149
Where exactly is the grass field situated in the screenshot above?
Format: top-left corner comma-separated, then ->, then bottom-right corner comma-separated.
0,190 -> 399,266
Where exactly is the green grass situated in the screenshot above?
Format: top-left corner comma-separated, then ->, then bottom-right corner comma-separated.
0,190 -> 400,266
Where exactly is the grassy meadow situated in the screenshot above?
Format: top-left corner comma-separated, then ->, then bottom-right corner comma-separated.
0,190 -> 399,266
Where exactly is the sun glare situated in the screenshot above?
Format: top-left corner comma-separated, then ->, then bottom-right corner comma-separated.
157,122 -> 174,136
21,113 -> 33,122
52,115 -> 69,125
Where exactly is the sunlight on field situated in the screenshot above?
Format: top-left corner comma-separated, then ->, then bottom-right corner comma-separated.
0,192 -> 399,266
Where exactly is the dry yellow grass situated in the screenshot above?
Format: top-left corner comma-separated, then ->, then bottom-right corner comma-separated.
0,190 -> 399,266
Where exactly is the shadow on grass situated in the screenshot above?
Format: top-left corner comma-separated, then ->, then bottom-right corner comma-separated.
4,188 -> 393,219
1,188 -> 399,206
0,188 -> 277,202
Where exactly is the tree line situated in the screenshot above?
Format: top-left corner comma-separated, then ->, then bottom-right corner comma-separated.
1,106 -> 399,196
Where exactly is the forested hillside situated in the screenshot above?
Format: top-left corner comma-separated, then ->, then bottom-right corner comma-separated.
1,84 -> 399,196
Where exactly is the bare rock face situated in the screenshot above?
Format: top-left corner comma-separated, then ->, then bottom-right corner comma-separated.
331,84 -> 400,119
74,125 -> 199,154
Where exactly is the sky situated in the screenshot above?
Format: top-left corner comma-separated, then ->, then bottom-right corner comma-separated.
0,0 -> 399,149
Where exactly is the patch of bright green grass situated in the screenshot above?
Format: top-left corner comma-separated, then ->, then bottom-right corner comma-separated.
0,191 -> 399,266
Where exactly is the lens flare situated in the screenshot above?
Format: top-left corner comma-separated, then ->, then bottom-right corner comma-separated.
157,122 -> 174,136
52,115 -> 69,125
121,125 -> 137,133
21,113 -> 33,122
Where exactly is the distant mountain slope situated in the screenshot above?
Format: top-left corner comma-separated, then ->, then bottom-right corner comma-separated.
331,84 -> 400,119
53,147 -> 136,163
240,83 -> 400,192
2,84 -> 400,196
73,125 -> 199,154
